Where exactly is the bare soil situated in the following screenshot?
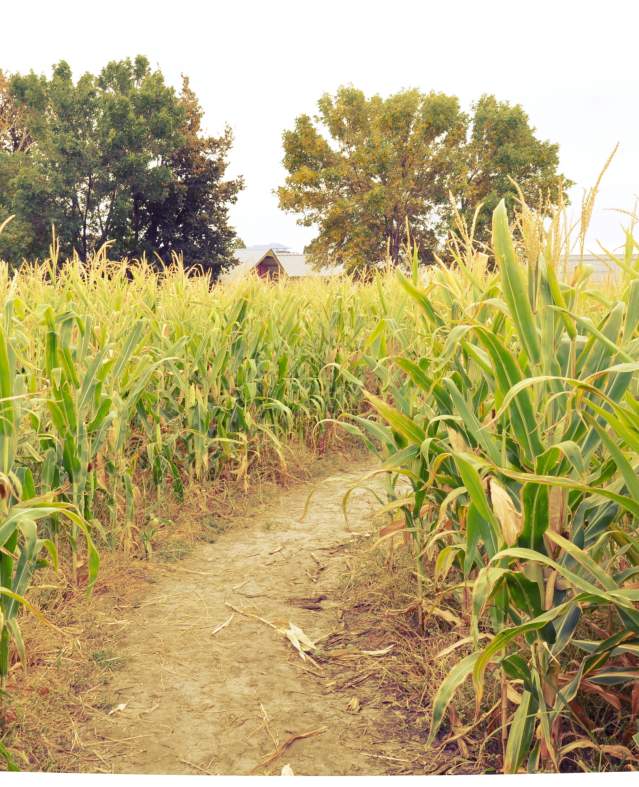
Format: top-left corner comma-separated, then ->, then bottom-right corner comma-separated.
74,459 -> 402,775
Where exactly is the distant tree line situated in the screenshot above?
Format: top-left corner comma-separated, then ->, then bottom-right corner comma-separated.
0,58 -> 571,276
0,56 -> 243,276
278,87 -> 572,274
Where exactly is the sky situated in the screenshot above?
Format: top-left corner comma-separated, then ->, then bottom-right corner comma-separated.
3,0 -> 639,254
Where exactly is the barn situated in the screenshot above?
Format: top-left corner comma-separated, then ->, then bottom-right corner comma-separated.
221,246 -> 342,283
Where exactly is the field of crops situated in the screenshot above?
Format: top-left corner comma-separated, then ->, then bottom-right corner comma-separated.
354,202 -> 639,772
0,238 -> 418,707
1,193 -> 639,773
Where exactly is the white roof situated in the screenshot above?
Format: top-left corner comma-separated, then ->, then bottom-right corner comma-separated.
221,248 -> 342,282
235,248 -> 273,267
565,254 -> 626,281
277,253 -> 342,278
220,248 -> 282,283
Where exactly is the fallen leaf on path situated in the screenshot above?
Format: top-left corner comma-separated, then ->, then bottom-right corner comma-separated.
346,696 -> 360,713
258,726 -> 327,769
225,603 -> 326,667
211,614 -> 234,636
284,623 -> 318,662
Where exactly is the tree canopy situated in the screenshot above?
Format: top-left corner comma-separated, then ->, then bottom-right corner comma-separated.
0,56 -> 243,275
278,87 -> 572,273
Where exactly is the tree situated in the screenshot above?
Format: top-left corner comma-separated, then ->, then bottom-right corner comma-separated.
0,57 -> 243,275
0,70 -> 32,153
229,236 -> 246,251
278,87 -> 571,273
141,77 -> 243,272
458,94 -> 570,243
0,70 -> 44,260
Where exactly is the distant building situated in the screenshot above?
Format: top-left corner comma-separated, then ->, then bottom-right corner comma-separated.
565,254 -> 630,283
222,246 -> 342,283
223,248 -> 630,285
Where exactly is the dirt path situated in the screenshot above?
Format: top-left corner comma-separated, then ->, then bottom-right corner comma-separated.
85,460 -> 395,775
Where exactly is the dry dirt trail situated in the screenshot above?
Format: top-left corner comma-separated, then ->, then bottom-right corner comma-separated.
86,458 -> 398,775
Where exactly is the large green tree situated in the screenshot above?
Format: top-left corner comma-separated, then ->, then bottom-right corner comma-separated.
278,87 -> 571,272
0,57 -> 243,274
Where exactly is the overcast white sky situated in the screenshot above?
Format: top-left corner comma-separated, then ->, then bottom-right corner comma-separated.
3,1 -> 639,253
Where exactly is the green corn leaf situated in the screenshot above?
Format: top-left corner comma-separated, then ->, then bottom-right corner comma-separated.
492,200 -> 541,367
521,483 -> 549,551
453,454 -> 497,528
363,391 -> 425,445
504,690 -> 535,774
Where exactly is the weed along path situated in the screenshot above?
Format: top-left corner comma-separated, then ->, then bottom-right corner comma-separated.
84,460 -> 396,775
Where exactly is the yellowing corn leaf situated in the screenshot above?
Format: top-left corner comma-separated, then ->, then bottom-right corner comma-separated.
545,487 -> 566,557
560,739 -> 638,762
541,664 -> 559,707
434,634 -> 490,660
506,682 -> 524,705
423,605 -> 462,627
447,428 -> 469,454
489,478 -> 522,547
549,487 -> 565,533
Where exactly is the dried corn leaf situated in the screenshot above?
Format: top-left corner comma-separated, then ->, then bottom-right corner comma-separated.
489,478 -> 522,547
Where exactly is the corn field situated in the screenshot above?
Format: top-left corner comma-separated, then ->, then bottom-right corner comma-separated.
350,197 -> 639,771
0,235 -> 421,706
1,188 -> 639,773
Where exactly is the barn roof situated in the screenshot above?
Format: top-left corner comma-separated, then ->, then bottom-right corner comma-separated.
234,248 -> 273,267
221,248 -> 342,282
277,253 -> 342,278
221,248 -> 284,283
